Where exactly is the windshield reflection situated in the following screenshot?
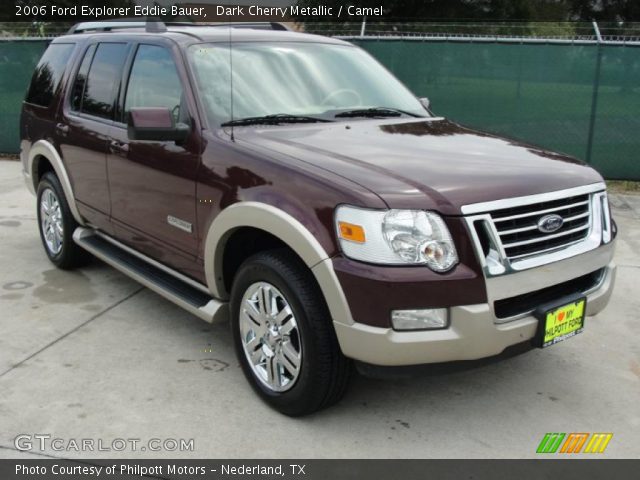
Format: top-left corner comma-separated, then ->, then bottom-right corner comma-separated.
189,41 -> 427,126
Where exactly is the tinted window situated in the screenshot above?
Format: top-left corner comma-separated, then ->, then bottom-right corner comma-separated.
124,45 -> 183,122
81,43 -> 128,119
70,44 -> 96,111
26,43 -> 75,107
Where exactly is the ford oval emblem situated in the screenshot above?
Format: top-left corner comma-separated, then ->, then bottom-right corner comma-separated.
537,214 -> 564,233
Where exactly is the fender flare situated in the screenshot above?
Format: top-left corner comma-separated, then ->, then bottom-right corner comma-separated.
27,139 -> 85,226
203,202 -> 354,325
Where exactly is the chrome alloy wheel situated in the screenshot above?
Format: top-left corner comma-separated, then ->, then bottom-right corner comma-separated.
239,282 -> 302,392
40,188 -> 64,255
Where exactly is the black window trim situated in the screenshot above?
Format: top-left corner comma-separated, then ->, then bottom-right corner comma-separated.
69,43 -> 96,115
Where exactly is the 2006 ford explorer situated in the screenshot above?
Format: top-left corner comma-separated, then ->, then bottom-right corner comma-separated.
20,21 -> 616,415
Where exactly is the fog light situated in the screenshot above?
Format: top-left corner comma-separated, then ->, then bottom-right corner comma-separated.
391,308 -> 448,331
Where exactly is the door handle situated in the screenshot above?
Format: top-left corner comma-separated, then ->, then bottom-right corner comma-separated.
109,140 -> 129,155
55,123 -> 69,136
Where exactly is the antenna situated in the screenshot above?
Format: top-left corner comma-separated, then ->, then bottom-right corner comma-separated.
229,22 -> 235,141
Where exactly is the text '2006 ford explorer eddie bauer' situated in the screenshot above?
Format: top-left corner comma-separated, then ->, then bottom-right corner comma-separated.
20,21 -> 616,416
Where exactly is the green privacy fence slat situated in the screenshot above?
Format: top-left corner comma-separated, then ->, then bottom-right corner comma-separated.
0,40 -> 49,154
590,45 -> 640,179
1,39 -> 639,180
352,39 -> 640,180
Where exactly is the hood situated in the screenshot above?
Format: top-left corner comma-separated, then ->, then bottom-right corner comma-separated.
235,118 -> 603,215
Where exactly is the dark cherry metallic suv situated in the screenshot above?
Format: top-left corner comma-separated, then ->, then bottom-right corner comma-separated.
20,21 -> 617,415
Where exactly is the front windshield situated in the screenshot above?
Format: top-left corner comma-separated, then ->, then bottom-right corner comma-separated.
188,41 -> 427,125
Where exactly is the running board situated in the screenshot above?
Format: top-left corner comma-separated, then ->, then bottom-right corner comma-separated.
73,227 -> 228,323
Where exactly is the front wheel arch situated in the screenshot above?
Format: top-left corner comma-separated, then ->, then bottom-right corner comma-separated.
203,202 -> 355,327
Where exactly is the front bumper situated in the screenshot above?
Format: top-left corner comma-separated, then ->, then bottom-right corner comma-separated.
332,243 -> 616,366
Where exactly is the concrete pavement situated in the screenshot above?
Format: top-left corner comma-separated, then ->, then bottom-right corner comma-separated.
0,160 -> 638,459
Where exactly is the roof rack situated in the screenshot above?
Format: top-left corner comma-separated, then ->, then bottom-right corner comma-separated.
191,22 -> 290,31
66,20 -> 290,35
67,21 -> 146,34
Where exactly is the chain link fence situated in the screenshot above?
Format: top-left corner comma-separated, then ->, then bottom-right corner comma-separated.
1,22 -> 639,179
305,21 -> 640,43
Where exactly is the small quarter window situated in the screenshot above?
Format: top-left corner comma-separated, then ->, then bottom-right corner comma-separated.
25,43 -> 75,107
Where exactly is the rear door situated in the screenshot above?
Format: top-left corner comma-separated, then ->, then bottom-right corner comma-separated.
60,41 -> 130,232
107,40 -> 202,274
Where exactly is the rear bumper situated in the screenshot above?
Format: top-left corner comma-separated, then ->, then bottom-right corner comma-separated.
333,244 -> 616,366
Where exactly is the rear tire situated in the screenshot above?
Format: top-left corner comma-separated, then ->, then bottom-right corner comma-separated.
36,172 -> 90,269
230,249 -> 351,416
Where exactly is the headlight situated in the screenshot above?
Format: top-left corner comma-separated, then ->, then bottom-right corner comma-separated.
334,205 -> 458,271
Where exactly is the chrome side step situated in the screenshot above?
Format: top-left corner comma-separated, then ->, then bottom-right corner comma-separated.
73,227 -> 228,323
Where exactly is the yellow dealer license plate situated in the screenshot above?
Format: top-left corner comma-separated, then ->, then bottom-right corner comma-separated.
540,298 -> 586,348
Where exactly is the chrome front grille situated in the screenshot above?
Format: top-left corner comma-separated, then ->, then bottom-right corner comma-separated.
462,183 -> 612,278
489,193 -> 591,260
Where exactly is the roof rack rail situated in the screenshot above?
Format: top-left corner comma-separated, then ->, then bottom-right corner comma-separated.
66,20 -> 289,35
191,22 -> 290,31
67,21 -> 147,35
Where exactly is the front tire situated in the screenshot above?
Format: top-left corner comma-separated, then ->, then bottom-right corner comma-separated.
230,250 -> 351,416
36,172 -> 90,269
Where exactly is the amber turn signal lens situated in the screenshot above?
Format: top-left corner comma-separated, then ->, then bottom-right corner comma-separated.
338,221 -> 366,243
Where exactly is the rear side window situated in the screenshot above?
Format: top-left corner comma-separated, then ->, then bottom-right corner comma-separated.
25,43 -> 75,107
78,43 -> 128,120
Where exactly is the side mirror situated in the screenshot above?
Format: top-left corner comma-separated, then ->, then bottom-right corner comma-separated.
419,97 -> 431,112
127,107 -> 189,142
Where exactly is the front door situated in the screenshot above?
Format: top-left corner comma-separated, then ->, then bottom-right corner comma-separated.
107,42 -> 201,274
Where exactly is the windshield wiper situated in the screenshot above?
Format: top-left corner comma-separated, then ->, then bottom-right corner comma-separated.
334,107 -> 421,118
221,113 -> 331,127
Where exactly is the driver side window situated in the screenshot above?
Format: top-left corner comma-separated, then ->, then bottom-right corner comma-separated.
124,45 -> 184,124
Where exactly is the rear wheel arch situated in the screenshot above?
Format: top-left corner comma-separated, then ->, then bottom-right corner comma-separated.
28,140 -> 85,226
36,172 -> 91,269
